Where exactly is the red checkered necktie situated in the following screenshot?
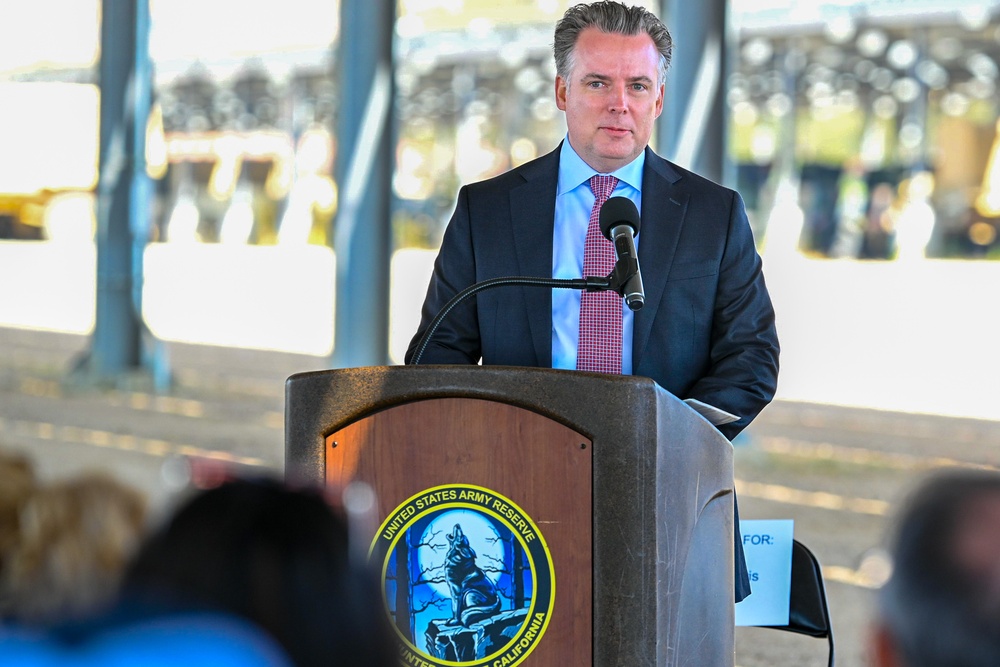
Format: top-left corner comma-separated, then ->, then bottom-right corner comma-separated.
576,174 -> 621,374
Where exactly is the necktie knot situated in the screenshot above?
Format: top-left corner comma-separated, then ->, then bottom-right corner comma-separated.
589,175 -> 618,203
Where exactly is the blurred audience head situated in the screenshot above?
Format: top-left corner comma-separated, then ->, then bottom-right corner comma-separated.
0,449 -> 37,575
121,476 -> 397,667
0,471 -> 147,626
873,469 -> 1000,667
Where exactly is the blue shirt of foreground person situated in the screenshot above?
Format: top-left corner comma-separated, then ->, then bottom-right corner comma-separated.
0,613 -> 292,667
406,1 -> 779,603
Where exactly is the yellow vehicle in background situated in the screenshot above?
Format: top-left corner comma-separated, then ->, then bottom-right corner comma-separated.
0,82 -> 100,241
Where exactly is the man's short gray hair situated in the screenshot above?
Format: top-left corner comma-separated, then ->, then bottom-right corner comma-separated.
554,1 -> 673,86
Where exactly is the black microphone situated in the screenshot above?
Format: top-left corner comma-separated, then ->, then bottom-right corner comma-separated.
599,196 -> 644,311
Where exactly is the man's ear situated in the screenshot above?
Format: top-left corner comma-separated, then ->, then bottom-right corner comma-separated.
870,623 -> 904,667
555,76 -> 568,111
654,83 -> 664,118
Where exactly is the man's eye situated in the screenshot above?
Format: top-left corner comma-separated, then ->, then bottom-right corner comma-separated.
587,81 -> 604,88
632,83 -> 647,91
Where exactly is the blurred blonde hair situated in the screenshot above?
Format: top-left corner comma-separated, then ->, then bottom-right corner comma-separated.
0,472 -> 147,624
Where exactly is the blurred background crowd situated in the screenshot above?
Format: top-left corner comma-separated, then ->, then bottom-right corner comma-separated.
3,0 -> 1000,258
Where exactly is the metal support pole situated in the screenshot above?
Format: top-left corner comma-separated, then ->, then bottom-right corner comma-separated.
904,29 -> 931,172
82,0 -> 154,383
330,2 -> 395,368
658,0 -> 729,185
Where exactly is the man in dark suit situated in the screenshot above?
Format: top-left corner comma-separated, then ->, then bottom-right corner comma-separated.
406,1 -> 778,602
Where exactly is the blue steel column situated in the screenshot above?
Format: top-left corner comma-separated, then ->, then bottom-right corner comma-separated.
86,0 -> 153,381
330,2 -> 395,368
657,0 -> 729,185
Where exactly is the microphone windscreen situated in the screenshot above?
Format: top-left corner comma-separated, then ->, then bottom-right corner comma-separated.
599,196 -> 640,241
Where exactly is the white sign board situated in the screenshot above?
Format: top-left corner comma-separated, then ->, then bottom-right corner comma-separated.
735,519 -> 794,626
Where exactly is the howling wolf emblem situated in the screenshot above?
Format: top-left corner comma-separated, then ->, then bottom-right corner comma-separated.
443,524 -> 501,627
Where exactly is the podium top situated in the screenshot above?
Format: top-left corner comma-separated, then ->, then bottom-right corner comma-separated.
286,364 -> 729,484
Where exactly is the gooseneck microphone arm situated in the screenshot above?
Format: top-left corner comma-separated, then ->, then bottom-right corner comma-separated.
409,274 -> 612,366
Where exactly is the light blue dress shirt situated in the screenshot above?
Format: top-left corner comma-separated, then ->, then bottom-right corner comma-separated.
551,139 -> 644,373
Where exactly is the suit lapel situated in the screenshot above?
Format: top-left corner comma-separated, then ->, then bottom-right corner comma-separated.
633,150 -> 688,367
510,149 -> 560,367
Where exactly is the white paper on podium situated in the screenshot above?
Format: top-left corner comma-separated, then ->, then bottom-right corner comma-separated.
683,398 -> 740,426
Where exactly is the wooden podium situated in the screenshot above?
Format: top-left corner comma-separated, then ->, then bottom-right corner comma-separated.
285,365 -> 736,667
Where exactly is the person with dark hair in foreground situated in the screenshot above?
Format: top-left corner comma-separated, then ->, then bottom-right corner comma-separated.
120,477 -> 398,667
1,477 -> 398,667
872,469 -> 1000,667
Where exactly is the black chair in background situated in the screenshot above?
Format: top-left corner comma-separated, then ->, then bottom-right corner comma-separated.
759,539 -> 835,667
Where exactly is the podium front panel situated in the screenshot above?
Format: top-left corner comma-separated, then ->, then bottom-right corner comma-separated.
326,397 -> 592,667
286,365 -> 736,667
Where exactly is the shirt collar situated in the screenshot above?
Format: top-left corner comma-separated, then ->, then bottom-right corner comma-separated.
557,137 -> 646,196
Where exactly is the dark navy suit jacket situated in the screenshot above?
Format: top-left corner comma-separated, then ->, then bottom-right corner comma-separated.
406,145 -> 779,600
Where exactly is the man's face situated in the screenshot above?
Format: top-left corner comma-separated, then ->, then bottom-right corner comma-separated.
555,27 -> 664,174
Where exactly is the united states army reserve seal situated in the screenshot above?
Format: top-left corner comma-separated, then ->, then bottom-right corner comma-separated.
370,484 -> 555,667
